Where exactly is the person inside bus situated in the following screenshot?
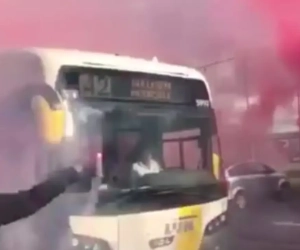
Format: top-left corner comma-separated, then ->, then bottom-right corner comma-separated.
131,146 -> 162,184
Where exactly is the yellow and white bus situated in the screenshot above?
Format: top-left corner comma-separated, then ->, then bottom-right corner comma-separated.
0,48 -> 228,250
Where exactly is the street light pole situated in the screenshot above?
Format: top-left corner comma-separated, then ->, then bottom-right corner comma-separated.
243,56 -> 255,160
297,89 -> 300,162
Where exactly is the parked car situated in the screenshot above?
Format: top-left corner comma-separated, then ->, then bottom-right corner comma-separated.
225,162 -> 290,209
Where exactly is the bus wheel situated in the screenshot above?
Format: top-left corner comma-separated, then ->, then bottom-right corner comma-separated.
233,191 -> 247,210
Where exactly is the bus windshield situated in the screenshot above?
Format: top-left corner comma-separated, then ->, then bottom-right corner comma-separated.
73,101 -> 212,188
59,66 -> 222,213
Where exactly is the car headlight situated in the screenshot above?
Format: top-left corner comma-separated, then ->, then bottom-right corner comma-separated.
71,234 -> 111,250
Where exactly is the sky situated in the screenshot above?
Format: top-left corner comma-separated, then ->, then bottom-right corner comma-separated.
0,0 -> 268,66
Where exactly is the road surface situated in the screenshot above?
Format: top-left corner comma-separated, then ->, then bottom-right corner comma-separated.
227,195 -> 300,250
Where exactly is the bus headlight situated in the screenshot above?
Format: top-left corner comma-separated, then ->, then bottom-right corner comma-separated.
203,212 -> 227,236
71,235 -> 111,250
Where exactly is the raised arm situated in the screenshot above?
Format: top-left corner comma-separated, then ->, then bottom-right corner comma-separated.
0,167 -> 79,226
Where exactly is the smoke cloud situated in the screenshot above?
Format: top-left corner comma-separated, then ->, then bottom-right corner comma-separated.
0,0 -> 252,63
197,0 -> 300,167
0,0 -> 300,249
236,0 -> 300,165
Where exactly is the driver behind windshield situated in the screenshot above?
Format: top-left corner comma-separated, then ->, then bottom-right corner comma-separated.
131,146 -> 162,185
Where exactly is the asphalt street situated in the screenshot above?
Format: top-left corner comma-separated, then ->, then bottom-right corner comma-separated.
227,194 -> 300,250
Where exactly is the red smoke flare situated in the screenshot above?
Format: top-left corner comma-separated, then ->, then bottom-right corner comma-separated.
237,0 -> 300,166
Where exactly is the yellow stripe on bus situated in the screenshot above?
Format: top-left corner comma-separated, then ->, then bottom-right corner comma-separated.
176,205 -> 203,250
213,153 -> 221,180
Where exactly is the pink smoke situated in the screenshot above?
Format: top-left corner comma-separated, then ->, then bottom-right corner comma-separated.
1,1 -> 300,249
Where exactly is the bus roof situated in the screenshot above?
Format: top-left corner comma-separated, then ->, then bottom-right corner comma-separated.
19,47 -> 212,100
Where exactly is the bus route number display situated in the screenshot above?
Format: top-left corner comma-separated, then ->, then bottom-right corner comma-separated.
79,73 -> 112,97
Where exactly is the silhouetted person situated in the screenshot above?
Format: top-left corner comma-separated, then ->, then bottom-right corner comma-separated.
0,164 -> 93,226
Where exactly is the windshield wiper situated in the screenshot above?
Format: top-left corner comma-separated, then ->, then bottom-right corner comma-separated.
96,184 -> 222,215
103,185 -> 207,204
97,185 -> 183,205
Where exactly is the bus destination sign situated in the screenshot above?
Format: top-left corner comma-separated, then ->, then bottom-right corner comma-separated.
63,67 -> 209,105
130,79 -> 171,101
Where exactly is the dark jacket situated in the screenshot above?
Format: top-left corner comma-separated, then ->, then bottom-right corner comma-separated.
0,167 -> 79,226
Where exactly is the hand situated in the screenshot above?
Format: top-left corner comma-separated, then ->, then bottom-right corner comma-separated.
74,163 -> 96,179
73,164 -> 84,174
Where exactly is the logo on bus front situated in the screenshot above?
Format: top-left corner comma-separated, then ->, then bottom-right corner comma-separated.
164,216 -> 195,235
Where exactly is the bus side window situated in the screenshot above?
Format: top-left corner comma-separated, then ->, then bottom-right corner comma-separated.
183,139 -> 201,170
163,141 -> 180,168
163,129 -> 201,170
